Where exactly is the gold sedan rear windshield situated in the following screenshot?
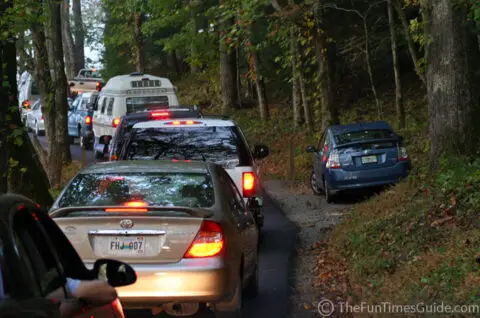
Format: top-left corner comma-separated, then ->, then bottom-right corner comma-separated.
57,172 -> 215,208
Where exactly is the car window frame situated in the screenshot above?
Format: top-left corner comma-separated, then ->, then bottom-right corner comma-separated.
12,210 -> 68,298
216,166 -> 246,220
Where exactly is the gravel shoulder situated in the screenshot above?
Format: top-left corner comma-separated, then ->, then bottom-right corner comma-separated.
262,180 -> 352,317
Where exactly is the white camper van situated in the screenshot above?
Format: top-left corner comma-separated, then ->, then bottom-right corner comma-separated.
92,72 -> 180,159
18,71 -> 40,110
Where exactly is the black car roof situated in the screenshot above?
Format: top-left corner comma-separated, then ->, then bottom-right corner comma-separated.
121,106 -> 201,122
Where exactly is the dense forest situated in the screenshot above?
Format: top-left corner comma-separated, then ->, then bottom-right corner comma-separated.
0,0 -> 479,309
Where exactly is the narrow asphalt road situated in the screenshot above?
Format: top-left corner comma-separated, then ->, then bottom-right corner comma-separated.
33,134 -> 299,318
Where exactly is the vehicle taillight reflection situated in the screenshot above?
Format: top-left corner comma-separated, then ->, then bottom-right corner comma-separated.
151,111 -> 169,118
164,120 -> 201,125
122,201 -> 148,207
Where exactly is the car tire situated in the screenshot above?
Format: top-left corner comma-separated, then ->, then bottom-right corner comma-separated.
94,136 -> 104,160
244,259 -> 259,299
311,171 -> 323,195
79,127 -> 89,149
35,121 -> 44,136
324,178 -> 335,204
215,276 -> 243,318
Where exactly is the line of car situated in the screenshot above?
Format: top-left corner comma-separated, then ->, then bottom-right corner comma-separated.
13,69 -> 412,317
23,72 -> 270,317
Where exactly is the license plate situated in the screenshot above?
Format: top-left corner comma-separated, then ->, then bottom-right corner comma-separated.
361,155 -> 377,164
109,236 -> 145,256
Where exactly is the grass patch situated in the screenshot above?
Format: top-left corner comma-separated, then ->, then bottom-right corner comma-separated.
324,108 -> 480,306
49,160 -> 83,200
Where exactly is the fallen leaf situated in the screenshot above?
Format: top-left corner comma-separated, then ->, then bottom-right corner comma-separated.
378,231 -> 385,242
430,216 -> 454,227
303,303 -> 314,310
450,196 -> 457,206
318,272 -> 332,280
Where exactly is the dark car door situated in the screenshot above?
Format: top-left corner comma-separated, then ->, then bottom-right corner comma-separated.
0,196 -> 62,318
314,131 -> 327,185
0,194 -> 122,318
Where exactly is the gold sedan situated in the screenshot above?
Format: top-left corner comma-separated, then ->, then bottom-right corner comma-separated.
49,160 -> 260,317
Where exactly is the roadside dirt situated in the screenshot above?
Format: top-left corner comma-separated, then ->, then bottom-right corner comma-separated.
263,180 -> 355,317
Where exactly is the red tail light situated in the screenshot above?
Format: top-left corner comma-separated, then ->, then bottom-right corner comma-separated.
41,114 -> 44,120
242,172 -> 255,197
23,100 -> 30,108
151,111 -> 170,118
321,145 -> 328,163
85,115 -> 92,124
96,82 -> 102,92
184,220 -> 224,258
325,149 -> 341,169
111,154 -> 118,161
164,120 -> 201,125
112,117 -> 120,128
398,146 -> 408,161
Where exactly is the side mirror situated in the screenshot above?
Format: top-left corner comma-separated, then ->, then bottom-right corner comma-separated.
93,259 -> 137,287
306,145 -> 316,153
253,144 -> 269,159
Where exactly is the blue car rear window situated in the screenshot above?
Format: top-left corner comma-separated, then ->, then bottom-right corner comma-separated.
334,129 -> 396,145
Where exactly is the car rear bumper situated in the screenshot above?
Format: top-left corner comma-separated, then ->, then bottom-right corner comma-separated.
89,257 -> 230,308
327,161 -> 410,190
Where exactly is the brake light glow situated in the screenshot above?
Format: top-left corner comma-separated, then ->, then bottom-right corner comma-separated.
112,117 -> 120,128
23,100 -> 30,107
165,120 -> 201,125
151,111 -> 170,118
326,149 -> 341,169
398,146 -> 408,161
111,154 -> 118,160
242,172 -> 255,197
105,207 -> 148,212
184,220 -> 224,258
96,82 -> 101,92
122,201 -> 148,207
85,115 -> 92,124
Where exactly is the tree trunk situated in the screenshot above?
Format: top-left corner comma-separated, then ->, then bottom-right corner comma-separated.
387,0 -> 405,129
313,3 -> 337,131
72,0 -> 85,71
61,0 -> 77,79
133,12 -> 145,73
252,51 -> 269,120
190,0 -> 199,73
394,0 -> 426,86
297,42 -> 312,131
236,46 -> 242,104
171,50 -> 181,74
219,1 -> 238,116
291,28 -> 301,129
48,0 -> 72,168
363,18 -> 382,119
424,0 -> 480,169
0,0 -> 53,205
315,31 -> 337,130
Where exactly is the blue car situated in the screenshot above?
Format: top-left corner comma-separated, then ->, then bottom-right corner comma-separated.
68,91 -> 99,149
306,121 -> 410,203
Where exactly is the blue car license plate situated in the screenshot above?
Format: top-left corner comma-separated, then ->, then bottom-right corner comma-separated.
361,155 -> 377,164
